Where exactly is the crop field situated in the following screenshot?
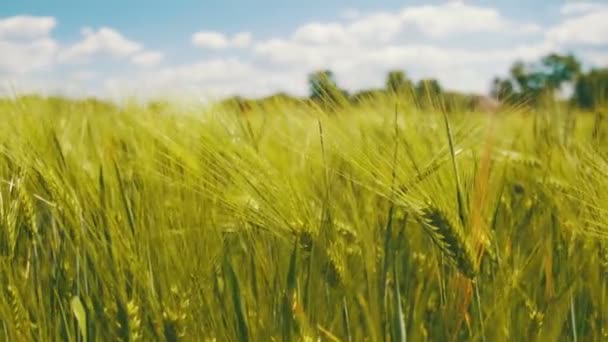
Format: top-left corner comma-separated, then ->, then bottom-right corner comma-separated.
0,95 -> 607,341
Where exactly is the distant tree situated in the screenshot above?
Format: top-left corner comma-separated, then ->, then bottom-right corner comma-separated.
416,79 -> 442,98
307,69 -> 347,108
414,78 -> 443,108
541,53 -> 581,91
257,92 -> 304,107
350,88 -> 387,104
490,77 -> 515,102
308,70 -> 337,99
509,61 -> 531,92
493,53 -> 583,105
509,60 -> 547,101
442,91 -> 473,112
385,70 -> 412,94
574,68 -> 608,109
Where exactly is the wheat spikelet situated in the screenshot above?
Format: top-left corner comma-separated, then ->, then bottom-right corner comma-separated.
398,157 -> 446,195
334,219 -> 358,245
5,196 -> 19,258
126,299 -> 142,341
600,242 -> 608,278
0,188 -> 5,247
163,306 -> 187,341
7,282 -> 31,340
166,285 -> 189,337
16,176 -> 38,237
421,205 -> 477,279
324,241 -> 346,287
103,301 -> 119,334
537,177 -> 580,197
494,150 -> 542,169
38,169 -> 82,216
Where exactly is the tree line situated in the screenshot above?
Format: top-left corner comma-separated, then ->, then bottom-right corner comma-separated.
306,52 -> 608,110
8,52 -> 604,113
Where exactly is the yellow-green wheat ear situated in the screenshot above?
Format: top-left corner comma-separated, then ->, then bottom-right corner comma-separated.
421,205 -> 477,279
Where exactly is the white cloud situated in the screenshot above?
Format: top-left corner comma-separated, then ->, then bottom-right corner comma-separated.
106,35 -> 555,101
289,3 -> 540,48
398,3 -> 541,37
131,51 -> 164,67
0,16 -> 56,39
191,31 -> 252,49
560,2 -> 606,15
341,8 -> 361,20
71,70 -> 99,81
250,2 -> 590,95
292,23 -> 352,45
192,32 -> 227,49
3,2 -> 608,100
104,58 -> 306,100
348,13 -> 405,43
232,32 -> 252,48
60,27 -> 142,62
0,16 -> 58,74
253,2 -> 547,88
255,28 -> 554,94
579,50 -> 608,67
547,7 -> 608,46
0,38 -> 58,73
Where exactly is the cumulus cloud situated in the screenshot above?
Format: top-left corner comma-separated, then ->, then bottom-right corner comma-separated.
59,27 -> 162,68
548,6 -> 608,47
104,58 -> 306,100
292,23 -> 352,45
560,2 -> 606,15
131,51 -> 164,67
340,9 -> 361,20
0,38 -> 58,74
43,2 -> 588,98
0,16 -> 56,39
252,3 -> 556,94
70,70 -> 99,81
0,16 -> 58,74
3,2 -> 608,99
291,2 -> 540,47
581,50 -> 608,66
191,31 -> 252,49
60,27 -> 142,62
398,3 -> 541,37
250,1 -> 552,95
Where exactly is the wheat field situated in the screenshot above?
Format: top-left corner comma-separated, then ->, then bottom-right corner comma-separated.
0,95 -> 607,341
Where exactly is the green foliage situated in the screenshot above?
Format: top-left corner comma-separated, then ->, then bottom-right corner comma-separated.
350,88 -> 388,104
0,94 -> 607,341
416,79 -> 442,97
308,70 -> 348,109
541,53 -> 581,90
493,52 -> 583,105
386,70 -> 413,95
574,68 -> 608,109
491,77 -> 515,101
71,296 -> 87,341
415,79 -> 443,108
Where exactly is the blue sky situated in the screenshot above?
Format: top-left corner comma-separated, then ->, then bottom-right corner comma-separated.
0,0 -> 606,100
